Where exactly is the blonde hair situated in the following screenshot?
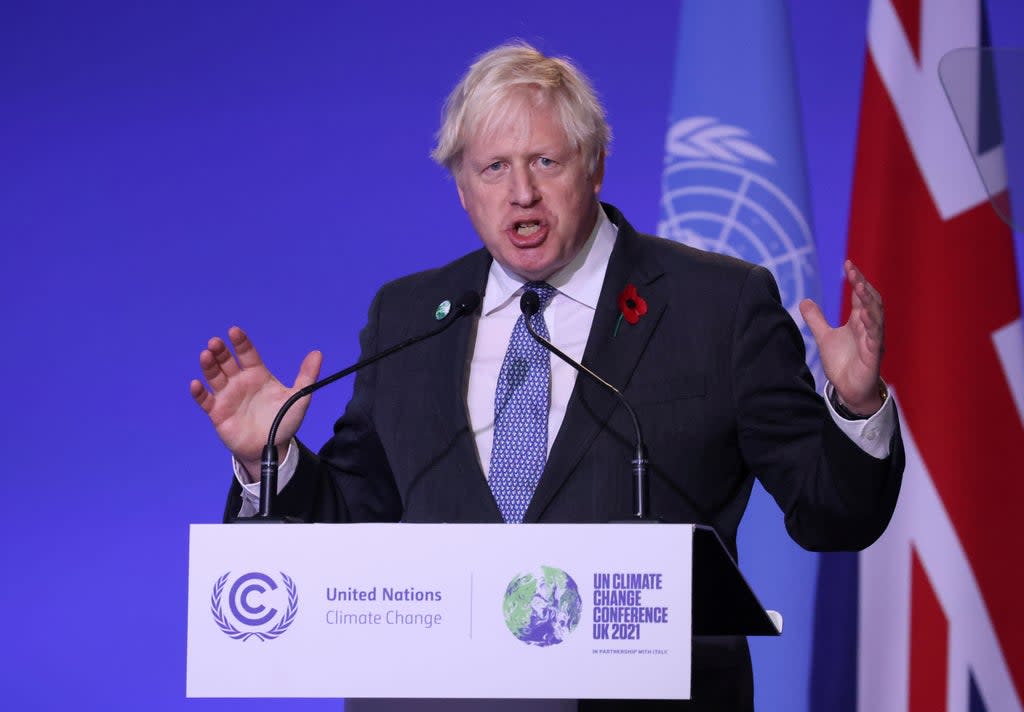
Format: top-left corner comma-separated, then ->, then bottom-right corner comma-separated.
431,41 -> 611,176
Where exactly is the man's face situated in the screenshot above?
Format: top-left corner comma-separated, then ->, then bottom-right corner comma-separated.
455,96 -> 603,282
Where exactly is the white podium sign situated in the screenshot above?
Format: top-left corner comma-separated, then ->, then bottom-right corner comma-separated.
186,523 -> 693,700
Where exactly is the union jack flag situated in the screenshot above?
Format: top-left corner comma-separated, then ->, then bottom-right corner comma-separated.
812,1 -> 1024,710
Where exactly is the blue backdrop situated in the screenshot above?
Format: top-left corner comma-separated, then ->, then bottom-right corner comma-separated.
2,1 -> 1022,709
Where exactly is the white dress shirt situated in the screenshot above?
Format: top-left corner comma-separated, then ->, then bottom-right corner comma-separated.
465,205 -> 617,475
236,205 -> 895,513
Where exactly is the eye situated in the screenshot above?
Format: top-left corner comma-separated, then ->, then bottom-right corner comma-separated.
538,156 -> 556,167
486,161 -> 504,172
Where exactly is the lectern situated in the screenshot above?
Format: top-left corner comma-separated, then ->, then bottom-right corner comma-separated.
187,523 -> 780,700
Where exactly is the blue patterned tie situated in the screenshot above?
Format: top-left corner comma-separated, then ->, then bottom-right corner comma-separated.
488,282 -> 557,523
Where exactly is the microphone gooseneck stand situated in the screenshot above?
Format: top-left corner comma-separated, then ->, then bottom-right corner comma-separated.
233,290 -> 481,523
519,290 -> 654,522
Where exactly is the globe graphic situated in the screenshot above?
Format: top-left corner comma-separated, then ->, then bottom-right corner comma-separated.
658,119 -> 824,386
503,566 -> 582,647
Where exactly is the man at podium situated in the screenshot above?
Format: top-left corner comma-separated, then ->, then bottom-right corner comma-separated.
191,42 -> 903,711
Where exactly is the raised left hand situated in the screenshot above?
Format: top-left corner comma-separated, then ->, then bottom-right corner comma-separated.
799,260 -> 885,416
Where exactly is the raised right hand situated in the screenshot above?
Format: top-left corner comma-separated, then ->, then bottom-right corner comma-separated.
190,326 -> 322,479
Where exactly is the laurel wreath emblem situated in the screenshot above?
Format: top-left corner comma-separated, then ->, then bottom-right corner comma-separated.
211,572 -> 298,641
665,116 -> 775,165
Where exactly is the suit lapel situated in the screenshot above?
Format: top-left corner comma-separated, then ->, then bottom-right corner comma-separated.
423,249 -> 503,520
525,208 -> 667,522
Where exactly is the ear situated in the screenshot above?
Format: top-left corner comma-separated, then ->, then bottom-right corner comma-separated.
591,150 -> 606,194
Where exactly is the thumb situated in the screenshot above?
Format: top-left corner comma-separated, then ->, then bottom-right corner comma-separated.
293,350 -> 323,389
799,298 -> 831,343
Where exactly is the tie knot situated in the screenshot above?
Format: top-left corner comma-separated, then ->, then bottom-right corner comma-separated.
524,282 -> 557,312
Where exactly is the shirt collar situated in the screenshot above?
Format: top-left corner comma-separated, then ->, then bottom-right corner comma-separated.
481,204 -> 618,316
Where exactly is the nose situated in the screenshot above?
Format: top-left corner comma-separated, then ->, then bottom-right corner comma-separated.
508,165 -> 540,208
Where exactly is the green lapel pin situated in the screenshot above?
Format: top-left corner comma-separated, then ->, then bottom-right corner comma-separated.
435,299 -> 451,320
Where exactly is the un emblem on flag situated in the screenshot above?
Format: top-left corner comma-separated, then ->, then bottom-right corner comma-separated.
658,116 -> 821,378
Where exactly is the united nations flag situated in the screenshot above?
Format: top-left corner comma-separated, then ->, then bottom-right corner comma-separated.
659,0 -> 823,389
658,3 -> 824,710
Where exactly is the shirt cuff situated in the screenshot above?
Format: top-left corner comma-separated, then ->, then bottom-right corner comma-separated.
233,440 -> 299,516
823,382 -> 895,460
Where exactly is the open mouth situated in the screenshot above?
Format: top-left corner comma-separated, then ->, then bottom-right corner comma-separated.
514,221 -> 541,237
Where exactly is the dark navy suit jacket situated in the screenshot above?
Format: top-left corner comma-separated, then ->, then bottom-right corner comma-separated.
226,203 -> 904,710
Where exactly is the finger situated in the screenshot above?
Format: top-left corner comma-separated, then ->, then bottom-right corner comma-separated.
845,259 -> 863,283
859,307 -> 885,346
856,301 -> 878,327
845,261 -> 866,317
200,344 -> 229,392
851,261 -> 882,302
190,379 -> 215,414
861,277 -> 882,304
847,260 -> 883,303
863,328 -> 884,355
858,282 -> 884,326
210,332 -> 241,378
798,298 -> 831,343
849,282 -> 870,316
851,307 -> 885,363
852,279 -> 879,305
845,260 -> 867,300
293,350 -> 323,390
849,281 -> 883,330
229,326 -> 264,370
857,308 -> 882,343
852,282 -> 884,339
871,330 -> 886,357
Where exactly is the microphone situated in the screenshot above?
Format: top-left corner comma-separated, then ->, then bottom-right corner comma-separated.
519,289 -> 652,521
237,290 -> 481,522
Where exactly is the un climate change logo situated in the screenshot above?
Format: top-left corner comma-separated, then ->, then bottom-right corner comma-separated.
211,571 -> 298,642
659,117 -> 822,380
503,566 -> 582,647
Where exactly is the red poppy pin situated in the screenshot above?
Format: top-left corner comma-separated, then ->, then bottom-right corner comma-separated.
614,283 -> 648,335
